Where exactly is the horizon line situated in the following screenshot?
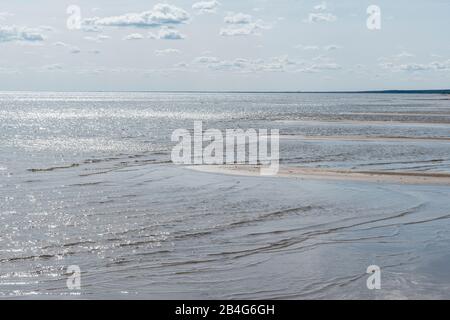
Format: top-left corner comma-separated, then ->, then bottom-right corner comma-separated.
1,89 -> 449,94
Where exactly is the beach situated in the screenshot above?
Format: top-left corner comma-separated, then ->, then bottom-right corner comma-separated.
189,164 -> 450,185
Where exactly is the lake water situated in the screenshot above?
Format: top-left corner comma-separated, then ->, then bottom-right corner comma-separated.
1,92 -> 449,299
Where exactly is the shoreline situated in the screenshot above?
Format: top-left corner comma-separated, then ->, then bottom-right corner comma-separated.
188,165 -> 450,185
276,134 -> 450,143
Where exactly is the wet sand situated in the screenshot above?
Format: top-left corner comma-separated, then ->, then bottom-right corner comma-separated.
189,165 -> 450,185
276,119 -> 450,126
277,135 -> 450,143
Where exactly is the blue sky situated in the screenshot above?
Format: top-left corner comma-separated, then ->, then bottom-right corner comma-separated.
0,0 -> 449,91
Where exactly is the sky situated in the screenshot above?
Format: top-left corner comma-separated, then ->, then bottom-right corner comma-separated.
0,0 -> 449,91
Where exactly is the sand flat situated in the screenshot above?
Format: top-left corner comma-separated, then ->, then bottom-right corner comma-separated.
277,135 -> 450,143
276,119 -> 450,126
189,164 -> 450,185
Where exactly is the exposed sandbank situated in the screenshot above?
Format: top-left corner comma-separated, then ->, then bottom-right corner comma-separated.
277,135 -> 450,143
188,165 -> 450,185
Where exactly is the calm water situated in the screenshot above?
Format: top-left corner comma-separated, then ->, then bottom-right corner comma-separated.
1,92 -> 449,299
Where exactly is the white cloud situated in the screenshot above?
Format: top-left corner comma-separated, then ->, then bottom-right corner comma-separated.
41,64 -> 64,72
0,25 -> 45,43
192,55 -> 343,75
155,48 -> 180,56
310,62 -> 341,70
159,27 -> 185,40
194,56 -> 220,64
0,66 -> 19,74
398,63 -> 430,71
83,4 -> 190,29
305,12 -> 337,23
0,12 -> 13,20
39,25 -> 55,32
324,44 -> 341,51
70,47 -> 81,54
394,51 -> 415,58
313,2 -> 327,11
53,41 -> 69,47
53,41 -> 81,54
220,13 -> 270,37
220,24 -> 260,36
379,58 -> 450,72
296,59 -> 342,73
174,62 -> 189,68
295,44 -> 320,51
194,55 -> 297,73
84,35 -> 111,42
149,27 -> 186,40
192,1 -> 220,14
224,13 -> 253,24
296,44 -> 341,51
123,33 -> 144,41
304,3 -> 336,23
430,60 -> 450,70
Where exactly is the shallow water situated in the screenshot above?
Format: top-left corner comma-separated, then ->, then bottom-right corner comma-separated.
0,92 -> 449,299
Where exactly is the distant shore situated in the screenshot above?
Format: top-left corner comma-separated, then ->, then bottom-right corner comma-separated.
1,89 -> 450,94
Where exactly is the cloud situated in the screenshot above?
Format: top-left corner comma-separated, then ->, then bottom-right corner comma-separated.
149,27 -> 186,40
84,35 -> 111,42
295,57 -> 342,73
0,12 -> 13,20
309,62 -> 342,71
313,2 -> 328,11
305,12 -> 337,23
53,41 -> 69,47
155,48 -> 180,56
83,4 -> 190,29
194,55 -> 297,73
324,44 -> 341,51
70,47 -> 81,54
224,13 -> 253,24
41,64 -> 64,72
123,33 -> 144,40
220,24 -> 260,36
304,3 -> 336,23
0,25 -> 45,43
378,52 -> 415,65
220,13 -> 270,37
377,52 -> 436,72
0,66 -> 19,74
394,51 -> 415,58
194,56 -> 220,64
192,1 -> 220,14
174,62 -> 189,68
192,54 -> 343,75
296,44 -> 342,51
397,63 -> 430,71
39,25 -> 55,32
379,58 -> 450,72
53,41 -> 81,54
295,44 -> 320,51
430,60 -> 450,70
